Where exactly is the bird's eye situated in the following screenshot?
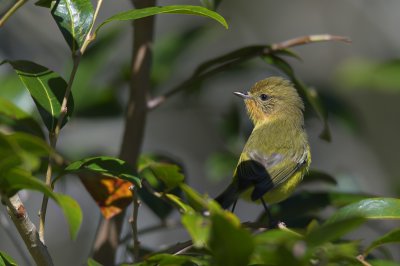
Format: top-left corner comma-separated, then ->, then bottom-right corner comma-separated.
259,94 -> 269,101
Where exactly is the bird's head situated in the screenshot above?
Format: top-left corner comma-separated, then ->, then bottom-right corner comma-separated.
234,77 -> 305,126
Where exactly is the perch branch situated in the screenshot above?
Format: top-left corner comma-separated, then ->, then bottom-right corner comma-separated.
129,186 -> 141,262
0,0 -> 27,27
147,34 -> 351,110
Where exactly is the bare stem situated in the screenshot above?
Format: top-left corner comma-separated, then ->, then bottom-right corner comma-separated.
147,34 -> 351,110
0,0 -> 27,27
4,195 -> 54,266
92,0 -> 156,263
37,0 -> 104,243
129,187 -> 141,262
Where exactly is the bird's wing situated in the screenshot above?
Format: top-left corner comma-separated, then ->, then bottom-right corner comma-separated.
236,147 -> 308,201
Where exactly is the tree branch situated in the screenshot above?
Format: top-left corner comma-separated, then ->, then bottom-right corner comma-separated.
147,34 -> 351,110
4,194 -> 54,266
92,0 -> 156,264
0,0 -> 27,27
128,187 -> 141,262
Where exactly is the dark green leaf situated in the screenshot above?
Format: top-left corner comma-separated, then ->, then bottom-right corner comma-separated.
364,228 -> 400,255
205,152 -> 236,182
136,254 -> 209,266
326,198 -> 400,224
95,5 -> 228,36
87,258 -> 103,266
63,156 -> 140,186
302,170 -> 337,186
3,60 -> 74,132
180,184 -> 209,212
209,214 -> 254,266
51,0 -> 94,53
0,97 -> 44,138
0,168 -> 82,239
306,217 -> 365,246
35,0 -> 52,8
181,213 -> 210,248
0,251 -> 17,266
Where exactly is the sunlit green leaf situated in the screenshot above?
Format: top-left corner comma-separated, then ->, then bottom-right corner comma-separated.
0,97 -> 44,138
3,60 -> 74,132
63,156 -> 140,186
164,193 -> 194,214
209,214 -> 254,266
95,5 -> 228,36
364,228 -> 400,256
51,0 -> 94,53
181,213 -> 210,248
0,168 -> 82,239
87,258 -> 103,266
326,198 -> 400,223
0,251 -> 17,266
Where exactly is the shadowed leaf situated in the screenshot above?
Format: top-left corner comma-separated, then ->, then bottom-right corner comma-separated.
3,60 -> 74,132
364,228 -> 400,256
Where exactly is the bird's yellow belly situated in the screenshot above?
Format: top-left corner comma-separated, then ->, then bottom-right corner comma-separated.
241,169 -> 305,204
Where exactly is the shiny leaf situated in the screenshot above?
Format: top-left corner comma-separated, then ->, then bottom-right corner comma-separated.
63,156 -> 140,186
3,60 -> 74,132
0,168 -> 82,239
326,198 -> 400,224
51,0 -> 94,53
95,5 -> 228,35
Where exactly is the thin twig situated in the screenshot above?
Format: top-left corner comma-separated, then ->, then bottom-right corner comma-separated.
0,0 -> 27,27
147,34 -> 351,110
4,194 -> 54,266
129,186 -> 141,262
38,0 -> 104,243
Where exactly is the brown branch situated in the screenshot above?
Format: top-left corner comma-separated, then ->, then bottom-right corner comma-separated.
92,0 -> 156,264
147,34 -> 351,110
0,0 -> 27,27
4,194 -> 54,266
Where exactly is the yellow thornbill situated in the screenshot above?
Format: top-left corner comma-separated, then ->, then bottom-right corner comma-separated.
215,77 -> 311,223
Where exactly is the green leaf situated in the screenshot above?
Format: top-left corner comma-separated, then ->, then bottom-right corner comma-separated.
326,198 -> 400,224
0,132 -> 51,173
3,60 -> 74,132
63,156 -> 140,186
364,228 -> 400,255
51,0 -> 94,53
87,258 -> 103,266
301,170 -> 337,186
205,152 -> 236,182
137,254 -> 209,266
0,97 -> 44,138
0,168 -> 82,239
164,193 -> 194,214
181,213 -> 210,248
209,214 -> 254,266
368,260 -> 400,266
306,217 -> 365,246
95,5 -> 228,35
35,0 -> 52,8
0,251 -> 17,266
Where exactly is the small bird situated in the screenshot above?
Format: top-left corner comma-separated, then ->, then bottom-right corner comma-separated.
215,77 -> 311,222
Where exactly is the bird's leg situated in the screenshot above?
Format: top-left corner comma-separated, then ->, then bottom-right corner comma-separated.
260,197 -> 275,228
231,200 -> 238,213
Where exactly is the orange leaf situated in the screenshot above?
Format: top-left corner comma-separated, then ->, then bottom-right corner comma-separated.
79,173 -> 133,219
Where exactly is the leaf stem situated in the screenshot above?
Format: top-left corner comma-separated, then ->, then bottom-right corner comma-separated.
0,0 -> 27,27
38,55 -> 81,243
147,34 -> 350,110
129,186 -> 141,262
38,0 -> 104,244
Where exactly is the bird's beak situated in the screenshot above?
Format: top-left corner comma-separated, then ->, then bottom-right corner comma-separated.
233,91 -> 251,99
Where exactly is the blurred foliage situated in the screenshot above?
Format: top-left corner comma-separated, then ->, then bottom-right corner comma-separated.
1,1 -> 400,266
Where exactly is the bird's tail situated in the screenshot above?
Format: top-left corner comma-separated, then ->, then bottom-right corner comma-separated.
215,182 -> 240,210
